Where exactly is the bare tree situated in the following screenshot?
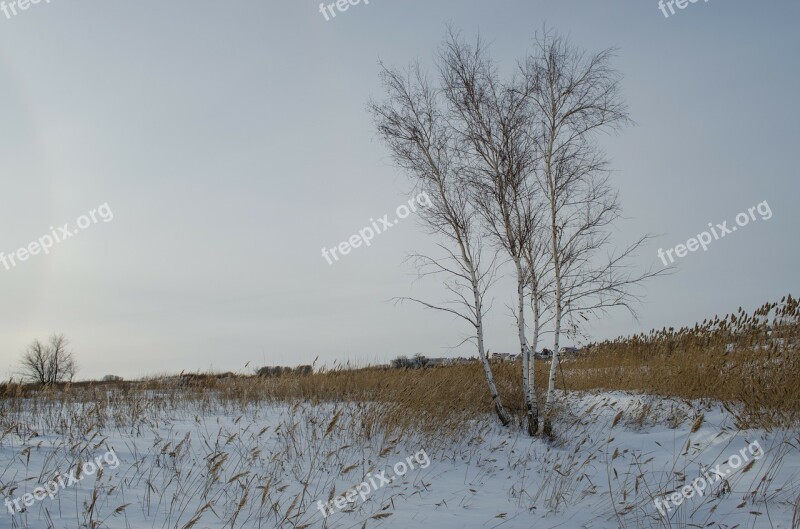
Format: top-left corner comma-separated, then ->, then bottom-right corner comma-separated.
371,27 -> 660,437
522,29 -> 659,436
20,334 -> 77,384
437,31 -> 542,435
20,339 -> 49,384
370,61 -> 512,426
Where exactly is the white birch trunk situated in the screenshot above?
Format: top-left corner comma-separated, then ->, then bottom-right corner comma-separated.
528,291 -> 541,425
542,301 -> 561,436
541,188 -> 561,436
513,257 -> 537,435
474,277 -> 511,426
463,243 -> 511,426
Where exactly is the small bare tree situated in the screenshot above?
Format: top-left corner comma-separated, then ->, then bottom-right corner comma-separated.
20,334 -> 77,384
370,60 -> 512,426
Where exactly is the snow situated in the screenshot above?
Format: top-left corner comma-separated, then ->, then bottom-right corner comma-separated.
1,391 -> 798,528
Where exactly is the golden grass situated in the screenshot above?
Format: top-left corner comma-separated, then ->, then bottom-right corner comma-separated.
1,295 -> 797,432
568,295 -> 800,428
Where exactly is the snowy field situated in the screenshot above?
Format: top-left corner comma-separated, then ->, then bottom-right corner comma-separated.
1,391 -> 798,529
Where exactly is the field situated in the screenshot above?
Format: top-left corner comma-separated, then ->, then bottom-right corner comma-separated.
2,2 -> 798,528
1,299 -> 799,528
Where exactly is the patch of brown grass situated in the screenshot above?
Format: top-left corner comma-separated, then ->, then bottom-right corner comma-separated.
2,296 -> 797,432
561,295 -> 800,428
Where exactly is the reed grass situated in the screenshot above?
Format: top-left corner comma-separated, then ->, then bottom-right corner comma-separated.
1,295 -> 797,434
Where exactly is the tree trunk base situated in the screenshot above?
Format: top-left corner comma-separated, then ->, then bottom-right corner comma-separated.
495,404 -> 511,427
526,415 -> 538,436
541,417 -> 553,438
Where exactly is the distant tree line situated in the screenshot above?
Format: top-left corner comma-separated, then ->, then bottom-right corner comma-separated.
257,365 -> 313,377
390,354 -> 428,369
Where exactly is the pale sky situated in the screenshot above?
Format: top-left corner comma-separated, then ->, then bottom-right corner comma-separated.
1,0 -> 797,380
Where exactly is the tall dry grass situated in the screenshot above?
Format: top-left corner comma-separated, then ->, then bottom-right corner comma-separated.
1,294 -> 798,529
567,295 -> 800,428
1,296 -> 797,433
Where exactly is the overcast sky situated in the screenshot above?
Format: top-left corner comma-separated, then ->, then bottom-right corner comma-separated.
1,0 -> 797,380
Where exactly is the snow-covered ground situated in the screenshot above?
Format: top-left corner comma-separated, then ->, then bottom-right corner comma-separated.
1,391 -> 798,528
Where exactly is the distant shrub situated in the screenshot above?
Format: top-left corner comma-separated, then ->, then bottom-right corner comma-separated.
391,355 -> 427,369
258,365 -> 313,377
19,334 -> 77,385
259,366 -> 288,377
257,367 -> 278,377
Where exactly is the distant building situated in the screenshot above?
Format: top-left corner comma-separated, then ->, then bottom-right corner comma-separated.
425,357 -> 450,367
491,353 -> 517,362
560,346 -> 580,356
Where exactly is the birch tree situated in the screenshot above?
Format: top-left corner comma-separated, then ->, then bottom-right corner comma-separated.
523,30 -> 657,436
370,62 -> 512,426
437,32 -> 542,435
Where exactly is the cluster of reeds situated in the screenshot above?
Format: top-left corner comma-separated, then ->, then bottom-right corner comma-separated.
2,296 -> 796,436
567,295 -> 800,428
